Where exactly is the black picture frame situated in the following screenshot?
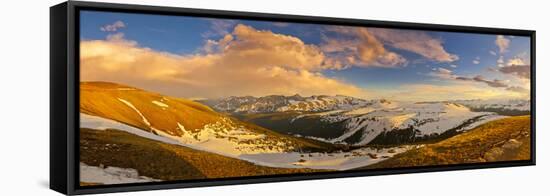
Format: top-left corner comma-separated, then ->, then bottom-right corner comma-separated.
50,1 -> 536,195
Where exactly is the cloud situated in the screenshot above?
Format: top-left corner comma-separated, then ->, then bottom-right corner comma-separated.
497,56 -> 505,65
506,86 -> 529,93
498,65 -> 530,79
489,50 -> 497,56
506,57 -> 526,66
321,26 -> 406,68
272,22 -> 290,27
100,21 -> 126,32
368,28 -> 458,62
429,67 -> 465,80
223,24 -> 336,71
472,75 -> 508,88
429,67 -> 455,79
437,67 -> 453,75
455,76 -> 472,81
319,26 -> 459,68
201,19 -> 236,38
368,83 -> 528,102
495,35 -> 510,53
429,67 -> 527,93
472,56 -> 480,64
450,64 -> 458,68
495,56 -> 530,79
81,24 -> 364,98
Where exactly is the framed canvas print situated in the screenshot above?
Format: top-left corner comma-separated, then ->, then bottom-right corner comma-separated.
50,1 -> 535,195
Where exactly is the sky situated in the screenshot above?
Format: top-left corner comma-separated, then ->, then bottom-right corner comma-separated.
79,11 -> 531,101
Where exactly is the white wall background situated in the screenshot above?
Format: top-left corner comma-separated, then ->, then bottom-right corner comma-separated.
0,0 -> 546,195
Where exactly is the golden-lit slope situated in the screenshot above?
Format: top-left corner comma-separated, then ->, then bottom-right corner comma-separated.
361,116 -> 531,169
81,81 -> 219,136
80,81 -> 332,153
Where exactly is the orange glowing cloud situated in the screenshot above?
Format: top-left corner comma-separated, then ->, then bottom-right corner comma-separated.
80,25 -> 365,99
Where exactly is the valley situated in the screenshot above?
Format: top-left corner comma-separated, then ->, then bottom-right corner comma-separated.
207,95 -> 524,146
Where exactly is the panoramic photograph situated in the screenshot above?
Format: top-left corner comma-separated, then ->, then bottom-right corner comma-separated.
78,11 -> 531,186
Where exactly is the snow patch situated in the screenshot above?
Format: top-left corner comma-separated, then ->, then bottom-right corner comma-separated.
152,100 -> 169,109
177,122 -> 187,132
116,88 -> 135,91
344,107 -> 375,115
80,162 -> 160,184
81,113 -> 184,146
460,114 -> 506,131
118,98 -> 151,126
240,146 -> 414,170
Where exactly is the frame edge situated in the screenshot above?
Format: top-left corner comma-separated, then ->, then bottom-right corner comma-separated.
50,1 -> 69,195
60,1 -> 536,195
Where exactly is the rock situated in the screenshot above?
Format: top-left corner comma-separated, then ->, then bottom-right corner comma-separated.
502,139 -> 522,149
367,153 -> 378,159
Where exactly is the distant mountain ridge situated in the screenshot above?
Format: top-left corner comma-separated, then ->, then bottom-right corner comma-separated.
450,99 -> 530,115
206,95 -> 530,115
204,94 -> 393,114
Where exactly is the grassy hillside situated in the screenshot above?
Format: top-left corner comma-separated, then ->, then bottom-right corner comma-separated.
361,116 -> 531,169
80,82 -> 333,152
81,82 -> 219,136
80,128 -> 327,185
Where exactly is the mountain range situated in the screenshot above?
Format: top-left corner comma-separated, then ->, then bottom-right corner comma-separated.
79,82 -> 531,184
205,94 -> 384,114
201,95 -> 529,146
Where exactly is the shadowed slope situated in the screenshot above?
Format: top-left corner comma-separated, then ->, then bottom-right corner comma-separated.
80,128 -> 326,185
